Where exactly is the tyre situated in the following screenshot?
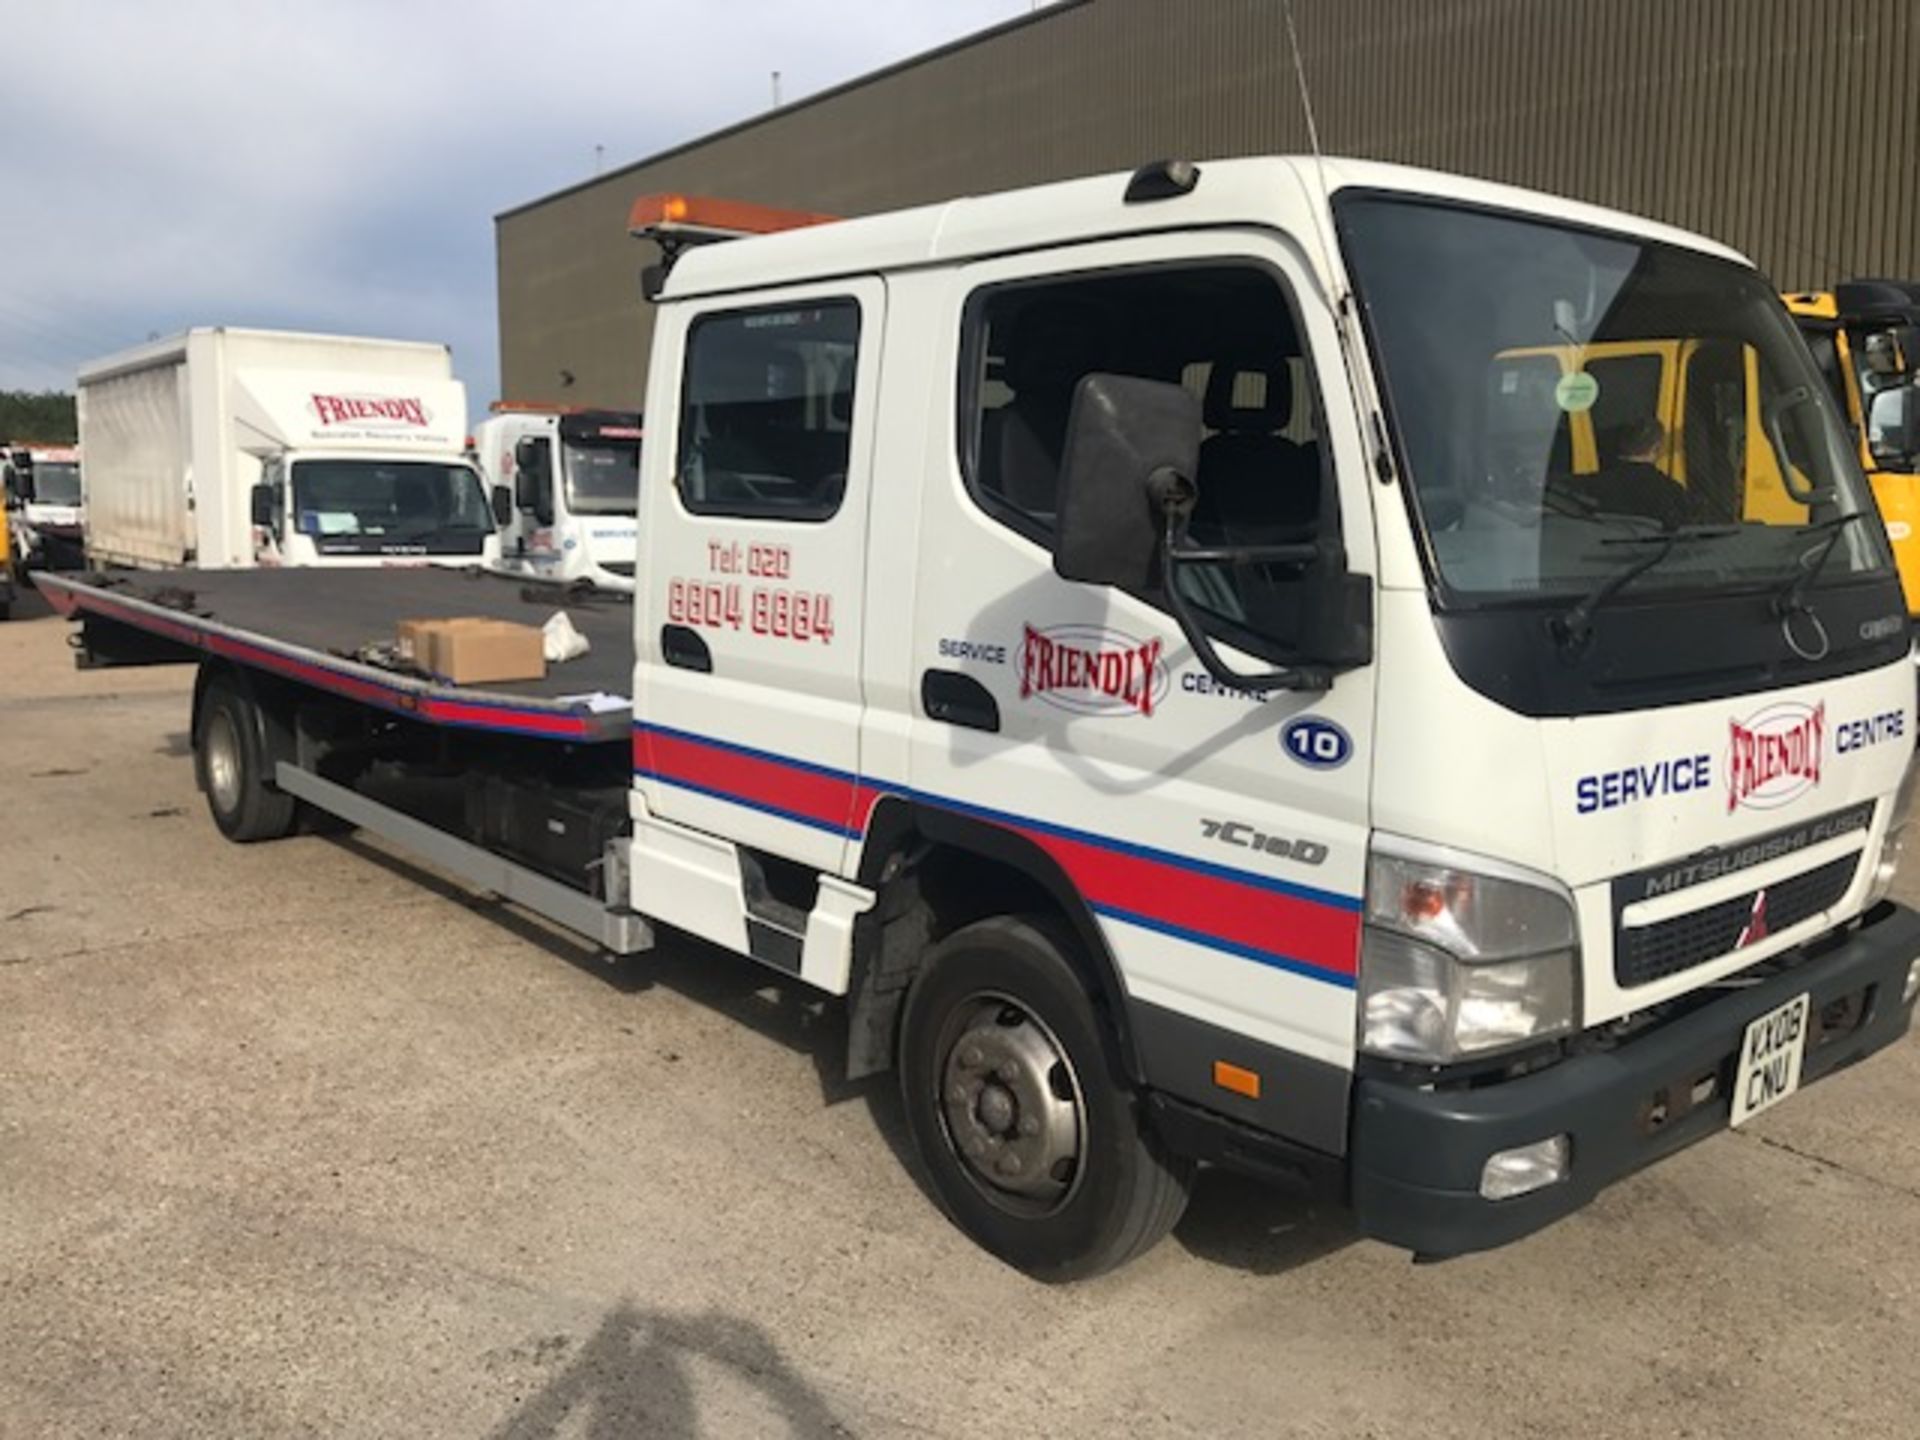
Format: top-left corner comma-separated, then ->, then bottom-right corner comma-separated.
898,915 -> 1193,1280
194,677 -> 298,843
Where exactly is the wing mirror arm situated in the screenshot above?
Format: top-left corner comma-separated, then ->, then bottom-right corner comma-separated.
1152,477 -> 1333,694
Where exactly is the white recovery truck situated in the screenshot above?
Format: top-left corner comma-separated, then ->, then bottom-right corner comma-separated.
474,405 -> 643,590
77,327 -> 498,570
4,443 -> 87,574
37,161 -> 1920,1279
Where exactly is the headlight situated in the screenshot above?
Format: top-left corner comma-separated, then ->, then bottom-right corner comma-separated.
1359,848 -> 1579,1064
1866,753 -> 1920,907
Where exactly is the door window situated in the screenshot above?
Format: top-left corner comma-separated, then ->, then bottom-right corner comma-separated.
678,300 -> 861,521
959,264 -> 1332,660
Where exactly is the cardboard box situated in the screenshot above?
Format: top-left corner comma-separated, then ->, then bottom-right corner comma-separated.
398,617 -> 546,684
395,615 -> 469,663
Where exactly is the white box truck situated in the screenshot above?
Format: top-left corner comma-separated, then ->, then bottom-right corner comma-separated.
77,328 -> 499,570
474,406 -> 643,591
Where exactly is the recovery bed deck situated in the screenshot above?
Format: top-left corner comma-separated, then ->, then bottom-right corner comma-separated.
34,568 -> 634,743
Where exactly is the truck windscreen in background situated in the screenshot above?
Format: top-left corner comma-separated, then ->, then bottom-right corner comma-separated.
291,460 -> 493,554
1336,195 -> 1892,606
30,462 -> 82,506
563,441 -> 641,516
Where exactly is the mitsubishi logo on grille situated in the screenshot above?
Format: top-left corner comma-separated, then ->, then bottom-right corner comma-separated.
1736,888 -> 1770,949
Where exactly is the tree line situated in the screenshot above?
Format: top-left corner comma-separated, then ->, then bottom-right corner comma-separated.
1,390 -> 78,444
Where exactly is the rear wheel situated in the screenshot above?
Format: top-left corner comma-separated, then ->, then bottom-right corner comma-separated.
195,678 -> 298,842
898,915 -> 1193,1280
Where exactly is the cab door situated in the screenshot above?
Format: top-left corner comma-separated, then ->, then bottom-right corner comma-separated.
634,279 -> 882,875
901,232 -> 1377,1081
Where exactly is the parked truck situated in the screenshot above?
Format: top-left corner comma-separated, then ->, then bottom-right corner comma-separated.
474,405 -> 643,591
38,161 -> 1920,1279
77,328 -> 498,570
4,443 -> 87,577
1785,282 -> 1920,615
0,483 -> 11,620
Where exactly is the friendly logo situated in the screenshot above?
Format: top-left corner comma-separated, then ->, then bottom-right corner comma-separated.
1017,624 -> 1167,717
1727,701 -> 1824,812
310,393 -> 431,428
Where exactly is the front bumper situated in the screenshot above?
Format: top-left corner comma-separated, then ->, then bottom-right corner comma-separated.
1349,901 -> 1920,1257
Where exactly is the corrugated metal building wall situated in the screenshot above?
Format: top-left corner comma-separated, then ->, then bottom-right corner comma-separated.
496,0 -> 1920,408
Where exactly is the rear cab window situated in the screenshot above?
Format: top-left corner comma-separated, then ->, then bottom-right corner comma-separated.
677,301 -> 861,522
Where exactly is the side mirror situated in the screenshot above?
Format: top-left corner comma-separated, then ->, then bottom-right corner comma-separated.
1869,384 -> 1918,465
491,484 -> 513,527
1054,374 -> 1202,589
9,459 -> 33,504
249,483 -> 274,528
1053,372 -> 1367,692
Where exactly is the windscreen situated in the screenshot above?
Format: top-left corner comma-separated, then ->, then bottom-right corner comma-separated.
32,462 -> 82,505
290,460 -> 493,554
1339,196 -> 1890,604
563,440 -> 640,516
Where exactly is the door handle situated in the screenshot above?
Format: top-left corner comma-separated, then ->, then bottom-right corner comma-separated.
922,669 -> 1000,733
661,624 -> 713,673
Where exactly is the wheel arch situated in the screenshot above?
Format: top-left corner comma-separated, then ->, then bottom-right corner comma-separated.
845,794 -> 1142,1083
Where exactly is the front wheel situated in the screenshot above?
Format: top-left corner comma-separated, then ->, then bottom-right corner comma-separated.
898,915 -> 1193,1280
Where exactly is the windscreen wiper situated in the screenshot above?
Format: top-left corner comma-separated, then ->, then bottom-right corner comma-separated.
1550,524 -> 1739,653
1771,512 -> 1873,621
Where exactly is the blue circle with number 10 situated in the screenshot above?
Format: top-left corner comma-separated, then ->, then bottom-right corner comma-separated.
1281,716 -> 1353,770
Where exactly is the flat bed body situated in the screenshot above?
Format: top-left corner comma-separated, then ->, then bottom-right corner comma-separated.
34,567 -> 634,743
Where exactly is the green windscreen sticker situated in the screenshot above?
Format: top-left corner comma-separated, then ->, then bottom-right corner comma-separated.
1555,371 -> 1600,412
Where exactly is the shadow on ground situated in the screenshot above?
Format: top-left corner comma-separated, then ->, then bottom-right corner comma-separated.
486,1301 -> 852,1439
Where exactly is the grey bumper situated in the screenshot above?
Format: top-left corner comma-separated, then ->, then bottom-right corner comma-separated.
1349,902 -> 1920,1257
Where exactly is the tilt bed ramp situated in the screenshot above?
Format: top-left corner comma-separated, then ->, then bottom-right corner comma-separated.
33,561 -> 1920,1282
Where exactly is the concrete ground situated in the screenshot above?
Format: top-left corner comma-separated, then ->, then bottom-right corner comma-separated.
2,587 -> 1917,1440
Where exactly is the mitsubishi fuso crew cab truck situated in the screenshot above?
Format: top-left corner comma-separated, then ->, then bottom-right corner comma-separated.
475,405 -> 643,591
36,161 -> 1920,1280
77,327 -> 498,571
4,444 -> 87,576
1786,282 -> 1920,617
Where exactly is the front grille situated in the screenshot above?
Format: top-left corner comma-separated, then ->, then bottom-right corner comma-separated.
599,561 -> 635,577
1614,853 -> 1859,988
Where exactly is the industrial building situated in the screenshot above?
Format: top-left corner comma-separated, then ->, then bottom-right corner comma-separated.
495,0 -> 1920,408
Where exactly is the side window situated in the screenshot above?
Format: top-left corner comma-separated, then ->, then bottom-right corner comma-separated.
678,299 -> 860,521
960,264 -> 1332,658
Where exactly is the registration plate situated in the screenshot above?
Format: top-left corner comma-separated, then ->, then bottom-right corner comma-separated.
1730,992 -> 1811,1127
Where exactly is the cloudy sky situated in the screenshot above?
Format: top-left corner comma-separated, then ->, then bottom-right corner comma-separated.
0,0 -> 1035,405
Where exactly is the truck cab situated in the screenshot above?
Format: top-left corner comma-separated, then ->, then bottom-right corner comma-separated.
4,444 -> 87,575
474,407 -> 642,590
1785,282 -> 1920,615
236,374 -> 499,570
624,163 -> 1917,1269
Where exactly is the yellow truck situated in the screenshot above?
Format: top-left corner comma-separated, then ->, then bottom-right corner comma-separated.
0,489 -> 11,620
1785,281 -> 1920,615
1486,337 -> 1812,527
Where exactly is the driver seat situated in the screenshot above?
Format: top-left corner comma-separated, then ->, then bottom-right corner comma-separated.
1192,359 -> 1320,544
